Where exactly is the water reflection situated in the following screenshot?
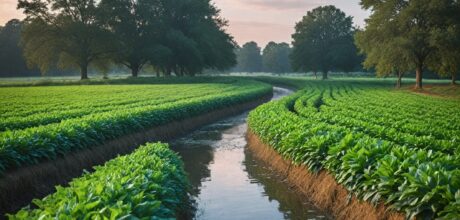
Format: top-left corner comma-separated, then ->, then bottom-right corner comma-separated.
244,148 -> 329,219
170,88 -> 329,220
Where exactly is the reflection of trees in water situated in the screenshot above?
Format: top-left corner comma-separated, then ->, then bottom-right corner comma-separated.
171,143 -> 214,220
243,147 -> 328,220
172,144 -> 214,196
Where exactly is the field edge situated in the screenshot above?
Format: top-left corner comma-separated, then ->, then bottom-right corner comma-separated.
246,130 -> 406,220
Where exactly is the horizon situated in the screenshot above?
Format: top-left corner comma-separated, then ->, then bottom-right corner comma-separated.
0,0 -> 369,47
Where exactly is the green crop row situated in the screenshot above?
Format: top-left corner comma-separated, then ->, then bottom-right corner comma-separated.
248,79 -> 460,219
8,142 -> 189,219
0,83 -> 242,131
0,80 -> 272,175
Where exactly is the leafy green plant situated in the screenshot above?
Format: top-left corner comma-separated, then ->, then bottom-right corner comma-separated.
8,143 -> 188,219
0,79 -> 272,174
247,78 -> 460,218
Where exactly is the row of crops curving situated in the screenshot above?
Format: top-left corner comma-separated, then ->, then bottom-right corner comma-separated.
2,78 -> 273,218
248,79 -> 460,219
0,78 -> 272,174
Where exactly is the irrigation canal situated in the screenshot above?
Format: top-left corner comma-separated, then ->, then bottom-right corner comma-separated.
171,88 -> 329,220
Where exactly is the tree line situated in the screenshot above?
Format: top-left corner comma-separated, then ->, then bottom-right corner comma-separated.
287,2 -> 459,88
233,41 -> 293,74
356,0 -> 460,88
2,0 -> 459,87
16,0 -> 236,79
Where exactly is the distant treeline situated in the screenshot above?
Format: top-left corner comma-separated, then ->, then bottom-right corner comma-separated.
232,41 -> 364,76
0,19 -> 37,77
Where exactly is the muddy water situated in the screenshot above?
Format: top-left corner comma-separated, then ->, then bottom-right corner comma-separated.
171,88 -> 329,220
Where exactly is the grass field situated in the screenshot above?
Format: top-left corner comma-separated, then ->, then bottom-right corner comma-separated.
248,77 -> 460,219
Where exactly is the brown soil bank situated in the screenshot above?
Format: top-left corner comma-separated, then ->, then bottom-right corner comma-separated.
0,93 -> 272,216
246,130 -> 405,220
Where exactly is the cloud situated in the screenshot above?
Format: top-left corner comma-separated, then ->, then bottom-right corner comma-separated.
240,0 -> 318,10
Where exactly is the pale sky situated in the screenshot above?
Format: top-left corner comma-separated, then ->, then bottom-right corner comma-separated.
0,0 -> 369,47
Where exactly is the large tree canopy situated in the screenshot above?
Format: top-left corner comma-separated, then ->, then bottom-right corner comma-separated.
98,0 -> 159,77
291,5 -> 356,79
152,0 -> 236,76
356,0 -> 460,88
17,0 -> 236,79
18,0 -> 116,79
262,42 -> 292,74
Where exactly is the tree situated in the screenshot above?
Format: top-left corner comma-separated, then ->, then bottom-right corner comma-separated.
98,0 -> 162,77
18,0 -> 116,80
291,5 -> 356,80
358,0 -> 460,89
0,19 -> 38,77
235,41 -> 262,72
356,28 -> 412,88
152,0 -> 236,76
262,42 -> 292,73
430,14 -> 460,85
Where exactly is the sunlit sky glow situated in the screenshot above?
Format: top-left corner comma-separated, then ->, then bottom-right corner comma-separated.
0,0 -> 369,47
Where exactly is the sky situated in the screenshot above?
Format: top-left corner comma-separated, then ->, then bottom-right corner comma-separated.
0,0 -> 369,47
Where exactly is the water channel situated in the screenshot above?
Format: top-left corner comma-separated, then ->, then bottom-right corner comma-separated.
171,87 -> 329,220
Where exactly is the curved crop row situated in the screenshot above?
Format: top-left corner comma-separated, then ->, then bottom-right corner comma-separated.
0,80 -> 272,174
0,84 -> 239,131
248,79 -> 460,219
8,143 -> 188,219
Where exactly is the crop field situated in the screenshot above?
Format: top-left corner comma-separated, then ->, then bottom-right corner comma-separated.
248,79 -> 460,219
9,142 -> 188,219
0,78 -> 272,174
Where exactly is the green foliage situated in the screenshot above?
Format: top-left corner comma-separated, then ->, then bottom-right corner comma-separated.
356,0 -> 460,88
262,42 -> 292,74
8,142 -> 189,219
0,19 -> 38,77
248,78 -> 460,219
291,5 -> 360,79
17,0 -> 237,78
18,0 -> 117,79
0,79 -> 272,174
234,41 -> 263,73
98,0 -> 158,77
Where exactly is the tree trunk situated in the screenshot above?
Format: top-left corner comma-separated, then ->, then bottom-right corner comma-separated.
396,72 -> 403,89
165,67 -> 172,77
80,64 -> 89,80
322,71 -> 328,80
415,66 -> 423,89
131,66 -> 139,77
156,71 -> 160,78
452,73 -> 457,85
